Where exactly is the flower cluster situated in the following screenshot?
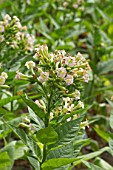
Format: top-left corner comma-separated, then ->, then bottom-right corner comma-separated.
0,72 -> 8,85
30,44 -> 91,85
0,14 -> 35,52
18,44 -> 91,120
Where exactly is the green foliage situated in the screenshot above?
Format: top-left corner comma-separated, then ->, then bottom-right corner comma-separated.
0,0 -> 113,169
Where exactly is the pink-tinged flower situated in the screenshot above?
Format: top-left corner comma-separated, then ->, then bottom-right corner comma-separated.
57,67 -> 67,78
39,71 -> 49,83
0,76 -> 5,85
83,73 -> 89,83
74,89 -> 80,100
65,56 -> 76,67
0,25 -> 4,32
64,74 -> 73,86
15,71 -> 30,80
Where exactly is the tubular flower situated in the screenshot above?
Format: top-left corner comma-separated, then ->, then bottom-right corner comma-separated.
65,56 -> 76,67
39,71 -> 49,83
57,67 -> 67,78
64,74 -> 73,86
25,61 -> 35,70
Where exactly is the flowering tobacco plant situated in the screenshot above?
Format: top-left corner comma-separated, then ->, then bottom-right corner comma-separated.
0,14 -> 35,68
13,44 -> 91,169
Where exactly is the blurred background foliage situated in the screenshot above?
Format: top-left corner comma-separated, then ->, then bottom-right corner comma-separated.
0,0 -> 113,169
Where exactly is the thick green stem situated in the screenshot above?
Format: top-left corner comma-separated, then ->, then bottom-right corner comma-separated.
42,90 -> 53,164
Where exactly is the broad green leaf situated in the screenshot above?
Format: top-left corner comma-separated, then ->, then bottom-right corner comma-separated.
14,141 -> 28,160
8,125 -> 42,161
55,115 -> 84,146
41,158 -> 76,170
0,152 -> 11,169
21,96 -> 45,120
27,156 -> 40,170
0,141 -> 16,169
36,127 -> 58,145
47,142 -> 74,160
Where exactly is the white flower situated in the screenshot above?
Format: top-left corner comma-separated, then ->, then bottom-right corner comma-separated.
64,74 -> 73,86
65,56 -> 76,67
77,101 -> 84,109
35,99 -> 46,112
35,100 -> 42,108
39,71 -> 49,83
13,16 -> 19,22
0,25 -> 4,32
15,22 -> 22,29
1,72 -> 8,79
4,14 -> 11,22
57,67 -> 67,78
0,35 -> 4,42
0,76 -> 5,85
74,89 -> 80,100
76,52 -> 85,62
50,112 -> 53,120
25,61 -> 35,70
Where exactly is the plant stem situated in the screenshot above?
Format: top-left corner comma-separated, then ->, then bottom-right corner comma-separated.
42,90 -> 53,164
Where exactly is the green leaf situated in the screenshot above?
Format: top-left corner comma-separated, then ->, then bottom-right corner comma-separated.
73,147 -> 111,166
0,95 -> 20,107
0,152 -> 11,169
36,127 -> 58,145
0,141 -> 16,169
94,127 -> 109,142
21,96 -> 45,120
27,156 -> 40,170
109,138 -> 113,156
8,125 -> 42,161
41,158 -> 76,170
96,59 -> 113,75
14,141 -> 28,160
110,111 -> 113,129
83,161 -> 103,170
28,107 -> 44,130
47,142 -> 74,160
94,157 -> 113,170
55,115 -> 84,146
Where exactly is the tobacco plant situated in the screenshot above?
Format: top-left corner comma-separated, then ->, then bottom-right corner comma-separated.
10,44 -> 91,170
